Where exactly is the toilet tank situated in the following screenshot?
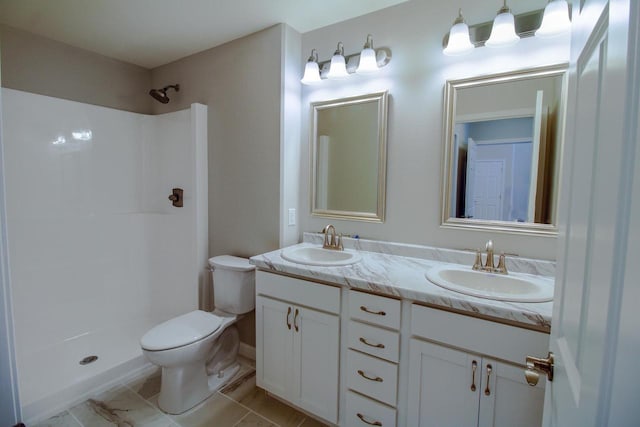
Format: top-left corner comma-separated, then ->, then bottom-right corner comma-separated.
208,255 -> 256,314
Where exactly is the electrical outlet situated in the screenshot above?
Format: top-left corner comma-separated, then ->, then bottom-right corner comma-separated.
288,208 -> 296,226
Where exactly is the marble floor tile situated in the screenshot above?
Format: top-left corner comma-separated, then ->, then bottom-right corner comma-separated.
32,411 -> 82,427
69,385 -> 174,427
233,412 -> 276,427
170,393 -> 248,427
221,374 -> 305,427
298,416 -> 330,427
125,368 -> 162,400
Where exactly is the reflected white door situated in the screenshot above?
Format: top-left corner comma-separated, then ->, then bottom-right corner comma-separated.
472,160 -> 504,220
544,0 -> 640,425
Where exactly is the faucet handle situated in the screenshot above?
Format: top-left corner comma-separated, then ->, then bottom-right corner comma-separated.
472,250 -> 483,271
496,253 -> 508,274
337,234 -> 344,250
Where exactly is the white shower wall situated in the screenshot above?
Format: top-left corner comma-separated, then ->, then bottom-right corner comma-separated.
1,89 -> 208,420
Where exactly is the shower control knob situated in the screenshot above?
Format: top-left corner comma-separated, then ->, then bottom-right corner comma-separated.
168,188 -> 183,207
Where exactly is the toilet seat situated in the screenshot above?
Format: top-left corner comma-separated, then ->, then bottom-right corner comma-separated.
141,310 -> 223,351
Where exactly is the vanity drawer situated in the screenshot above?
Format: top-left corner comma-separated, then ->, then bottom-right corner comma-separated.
348,320 -> 400,363
349,290 -> 401,330
411,304 -> 549,365
345,391 -> 396,427
256,271 -> 340,314
347,349 -> 398,407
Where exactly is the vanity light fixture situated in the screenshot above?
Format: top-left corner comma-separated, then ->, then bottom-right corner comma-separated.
535,0 -> 571,38
485,0 -> 520,47
356,34 -> 379,73
443,9 -> 474,56
442,2 -> 571,55
327,42 -> 349,79
301,35 -> 391,84
300,49 -> 322,84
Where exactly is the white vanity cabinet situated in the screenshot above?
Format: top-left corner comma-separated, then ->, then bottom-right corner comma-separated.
255,271 -> 340,424
407,304 -> 548,427
344,290 -> 401,427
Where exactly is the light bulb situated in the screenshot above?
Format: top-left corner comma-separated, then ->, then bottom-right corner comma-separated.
535,0 -> 571,38
357,35 -> 379,73
443,9 -> 474,56
301,49 -> 321,85
327,42 -> 349,79
486,3 -> 520,48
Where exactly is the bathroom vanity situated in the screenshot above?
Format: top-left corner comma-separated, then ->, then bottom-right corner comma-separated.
251,234 -> 554,427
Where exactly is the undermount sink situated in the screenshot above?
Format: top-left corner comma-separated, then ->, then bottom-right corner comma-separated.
425,264 -> 554,303
281,246 -> 361,267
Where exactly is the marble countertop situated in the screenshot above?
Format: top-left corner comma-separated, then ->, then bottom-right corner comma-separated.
250,234 -> 554,332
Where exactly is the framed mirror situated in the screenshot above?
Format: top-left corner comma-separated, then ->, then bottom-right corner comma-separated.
441,65 -> 568,235
311,91 -> 388,222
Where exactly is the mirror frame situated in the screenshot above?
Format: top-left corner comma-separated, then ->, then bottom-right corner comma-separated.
441,64 -> 568,235
310,91 -> 388,222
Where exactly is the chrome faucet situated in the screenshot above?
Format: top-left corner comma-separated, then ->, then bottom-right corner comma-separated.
322,224 -> 344,251
472,240 -> 508,274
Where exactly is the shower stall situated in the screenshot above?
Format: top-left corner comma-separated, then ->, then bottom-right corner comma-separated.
1,89 -> 208,423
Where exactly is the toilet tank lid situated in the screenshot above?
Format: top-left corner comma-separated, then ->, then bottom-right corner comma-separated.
140,310 -> 222,351
208,255 -> 255,272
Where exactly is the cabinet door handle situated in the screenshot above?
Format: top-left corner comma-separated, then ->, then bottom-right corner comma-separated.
360,305 -> 386,316
294,308 -> 299,332
359,337 -> 385,349
484,364 -> 493,396
286,306 -> 292,330
357,413 -> 383,426
357,369 -> 383,382
470,360 -> 477,392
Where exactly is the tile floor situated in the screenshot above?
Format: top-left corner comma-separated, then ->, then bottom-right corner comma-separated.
33,358 -> 328,427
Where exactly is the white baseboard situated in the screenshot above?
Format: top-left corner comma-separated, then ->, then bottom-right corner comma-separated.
239,343 -> 256,361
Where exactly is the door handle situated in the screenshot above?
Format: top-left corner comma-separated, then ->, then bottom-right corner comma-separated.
525,352 -> 554,385
470,360 -> 478,392
484,364 -> 493,396
286,306 -> 292,330
294,308 -> 299,332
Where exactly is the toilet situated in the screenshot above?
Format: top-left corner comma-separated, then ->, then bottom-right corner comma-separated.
140,255 -> 255,414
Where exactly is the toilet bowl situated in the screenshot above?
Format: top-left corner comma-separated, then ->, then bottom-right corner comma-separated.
140,255 -> 255,414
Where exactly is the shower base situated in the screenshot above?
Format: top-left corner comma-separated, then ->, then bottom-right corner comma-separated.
19,316 -> 161,424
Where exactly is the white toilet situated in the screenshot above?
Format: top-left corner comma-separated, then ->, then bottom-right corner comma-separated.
140,255 -> 255,414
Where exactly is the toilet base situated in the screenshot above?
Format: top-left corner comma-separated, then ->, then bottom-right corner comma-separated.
157,361 -> 241,414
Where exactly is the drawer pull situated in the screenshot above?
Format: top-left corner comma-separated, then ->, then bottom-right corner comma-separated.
286,306 -> 292,330
471,360 -> 477,392
357,413 -> 382,426
357,369 -> 383,382
359,337 -> 385,349
484,364 -> 493,396
360,305 -> 386,316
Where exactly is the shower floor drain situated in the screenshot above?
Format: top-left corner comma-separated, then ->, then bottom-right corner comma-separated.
79,355 -> 98,365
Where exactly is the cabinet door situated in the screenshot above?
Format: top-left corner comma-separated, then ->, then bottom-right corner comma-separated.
408,339 -> 480,427
256,296 -> 293,400
478,359 -> 545,427
292,306 -> 340,424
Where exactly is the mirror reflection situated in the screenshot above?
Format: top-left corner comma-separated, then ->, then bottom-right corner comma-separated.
443,65 -> 567,234
311,91 -> 388,222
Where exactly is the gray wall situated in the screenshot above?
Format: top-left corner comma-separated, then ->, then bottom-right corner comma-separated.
0,25 -> 152,114
151,24 -> 295,346
300,0 -> 567,260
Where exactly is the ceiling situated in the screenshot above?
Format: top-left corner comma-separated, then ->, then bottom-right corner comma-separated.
0,0 -> 409,69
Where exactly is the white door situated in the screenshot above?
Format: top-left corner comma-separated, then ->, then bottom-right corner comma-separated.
528,90 -> 544,222
478,360 -> 545,427
407,340 -> 479,427
472,160 -> 504,220
544,0 -> 640,425
293,306 -> 340,424
255,296 -> 293,400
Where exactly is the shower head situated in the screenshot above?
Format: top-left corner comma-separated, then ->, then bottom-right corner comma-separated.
149,84 -> 180,104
